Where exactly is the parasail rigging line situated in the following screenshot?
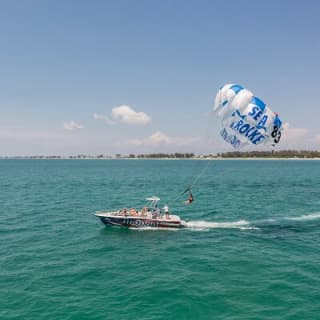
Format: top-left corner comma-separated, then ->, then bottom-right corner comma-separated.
167,83 -> 284,207
167,109 -> 216,206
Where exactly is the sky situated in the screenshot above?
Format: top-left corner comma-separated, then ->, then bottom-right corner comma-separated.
1,0 -> 320,155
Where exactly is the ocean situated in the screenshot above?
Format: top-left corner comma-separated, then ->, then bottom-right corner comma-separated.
1,159 -> 320,319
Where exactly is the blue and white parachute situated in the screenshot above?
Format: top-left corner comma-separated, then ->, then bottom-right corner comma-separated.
214,83 -> 283,149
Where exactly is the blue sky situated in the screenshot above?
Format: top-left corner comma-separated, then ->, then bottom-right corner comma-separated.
1,0 -> 320,155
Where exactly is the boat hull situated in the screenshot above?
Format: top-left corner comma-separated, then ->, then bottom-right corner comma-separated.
96,213 -> 185,229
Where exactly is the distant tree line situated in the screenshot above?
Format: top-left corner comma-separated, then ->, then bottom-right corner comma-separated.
216,150 -> 320,158
2,150 -> 320,159
127,153 -> 195,159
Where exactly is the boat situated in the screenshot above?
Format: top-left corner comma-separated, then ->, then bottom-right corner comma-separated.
95,196 -> 186,229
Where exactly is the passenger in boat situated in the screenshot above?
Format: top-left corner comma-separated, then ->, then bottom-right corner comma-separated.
141,207 -> 147,217
123,208 -> 128,216
130,208 -> 136,216
163,205 -> 169,219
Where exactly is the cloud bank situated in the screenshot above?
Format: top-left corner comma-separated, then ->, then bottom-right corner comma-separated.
124,131 -> 200,147
63,121 -> 84,130
94,105 -> 151,125
93,113 -> 115,125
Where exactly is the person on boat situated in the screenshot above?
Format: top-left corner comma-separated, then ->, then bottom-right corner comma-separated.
163,205 -> 169,219
184,191 -> 194,205
141,207 -> 147,217
152,205 -> 159,219
123,208 -> 128,216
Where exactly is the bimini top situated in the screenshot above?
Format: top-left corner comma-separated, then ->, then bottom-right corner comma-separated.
145,196 -> 160,201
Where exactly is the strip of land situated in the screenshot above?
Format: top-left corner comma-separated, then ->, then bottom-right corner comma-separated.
1,150 -> 320,159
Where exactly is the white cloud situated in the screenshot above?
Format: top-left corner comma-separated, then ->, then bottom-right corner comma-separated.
94,105 -> 151,126
63,120 -> 84,131
147,131 -> 172,144
281,124 -> 309,144
112,105 -> 151,125
93,113 -> 115,125
278,124 -> 320,149
124,131 -> 200,147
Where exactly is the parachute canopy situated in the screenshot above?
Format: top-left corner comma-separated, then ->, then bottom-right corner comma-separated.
214,83 -> 283,149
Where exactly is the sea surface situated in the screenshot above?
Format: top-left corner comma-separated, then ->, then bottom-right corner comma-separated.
1,159 -> 320,319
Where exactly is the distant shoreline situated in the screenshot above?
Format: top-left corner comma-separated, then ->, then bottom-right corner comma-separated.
2,150 -> 320,160
1,157 -> 320,160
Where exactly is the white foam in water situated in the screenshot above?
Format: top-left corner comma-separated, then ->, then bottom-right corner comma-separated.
185,220 -> 259,231
129,212 -> 320,232
130,227 -> 179,231
285,212 -> 320,221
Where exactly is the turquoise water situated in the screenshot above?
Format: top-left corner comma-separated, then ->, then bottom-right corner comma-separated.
1,159 -> 320,319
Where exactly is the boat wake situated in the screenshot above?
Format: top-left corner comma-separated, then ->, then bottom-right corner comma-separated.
127,212 -> 320,232
130,227 -> 179,231
185,212 -> 320,232
254,212 -> 320,226
284,212 -> 320,222
185,220 -> 258,231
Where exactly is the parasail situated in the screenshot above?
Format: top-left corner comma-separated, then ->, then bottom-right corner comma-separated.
214,83 -> 283,149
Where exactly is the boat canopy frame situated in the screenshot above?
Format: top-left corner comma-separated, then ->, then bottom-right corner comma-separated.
145,196 -> 160,209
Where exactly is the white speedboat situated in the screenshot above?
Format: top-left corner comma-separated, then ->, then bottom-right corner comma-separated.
95,196 -> 186,229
